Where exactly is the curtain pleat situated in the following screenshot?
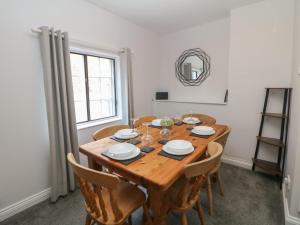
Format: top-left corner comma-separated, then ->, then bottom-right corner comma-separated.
39,26 -> 79,202
120,48 -> 134,125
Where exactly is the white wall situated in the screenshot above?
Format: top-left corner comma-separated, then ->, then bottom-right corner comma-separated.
285,0 -> 300,219
157,18 -> 230,103
0,0 -> 159,212
154,0 -> 294,165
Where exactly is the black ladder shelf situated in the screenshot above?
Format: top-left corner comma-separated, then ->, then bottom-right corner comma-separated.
252,87 -> 292,186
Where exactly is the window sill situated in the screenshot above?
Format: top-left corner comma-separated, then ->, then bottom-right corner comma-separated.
77,116 -> 123,131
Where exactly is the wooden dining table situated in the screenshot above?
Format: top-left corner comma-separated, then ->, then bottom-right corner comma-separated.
80,123 -> 228,225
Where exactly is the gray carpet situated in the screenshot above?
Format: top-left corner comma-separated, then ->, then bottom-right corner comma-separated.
0,164 -> 284,225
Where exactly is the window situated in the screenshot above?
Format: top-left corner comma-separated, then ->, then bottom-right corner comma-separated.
70,52 -> 117,123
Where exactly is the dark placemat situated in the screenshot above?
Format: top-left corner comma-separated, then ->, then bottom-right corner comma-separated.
175,121 -> 184,126
101,151 -> 145,165
189,133 -> 213,139
149,125 -> 161,129
158,139 -> 169,145
110,136 -> 127,142
127,139 -> 141,145
140,146 -> 155,153
159,150 -> 188,161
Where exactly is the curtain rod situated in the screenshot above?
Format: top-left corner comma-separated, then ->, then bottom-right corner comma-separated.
31,28 -> 133,54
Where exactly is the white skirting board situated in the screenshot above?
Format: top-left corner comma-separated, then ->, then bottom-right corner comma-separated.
282,184 -> 300,225
221,155 -> 252,170
0,188 -> 51,222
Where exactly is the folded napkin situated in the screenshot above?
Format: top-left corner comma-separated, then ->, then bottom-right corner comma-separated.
159,150 -> 188,161
175,121 -> 184,126
158,139 -> 169,145
140,146 -> 155,153
101,151 -> 145,166
127,139 -> 141,145
189,133 -> 213,139
149,124 -> 161,129
110,136 -> 127,142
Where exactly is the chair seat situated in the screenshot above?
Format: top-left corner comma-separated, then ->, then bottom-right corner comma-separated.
88,181 -> 146,225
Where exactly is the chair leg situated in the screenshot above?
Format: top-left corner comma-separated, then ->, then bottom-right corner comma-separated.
128,215 -> 133,225
196,199 -> 205,225
85,214 -> 92,225
143,203 -> 153,225
206,175 -> 213,216
216,170 -> 224,196
180,212 -> 188,225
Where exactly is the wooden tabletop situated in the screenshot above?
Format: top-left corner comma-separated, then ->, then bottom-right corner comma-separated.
80,124 -> 227,191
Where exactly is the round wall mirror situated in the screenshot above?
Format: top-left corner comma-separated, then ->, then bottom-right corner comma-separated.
175,48 -> 210,86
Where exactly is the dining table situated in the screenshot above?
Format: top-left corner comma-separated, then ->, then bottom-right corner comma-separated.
79,122 -> 228,225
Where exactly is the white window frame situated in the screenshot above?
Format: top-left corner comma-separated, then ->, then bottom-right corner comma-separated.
70,46 -> 123,130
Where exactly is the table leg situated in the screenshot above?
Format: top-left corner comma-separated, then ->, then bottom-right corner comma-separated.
87,157 -> 102,171
146,189 -> 170,225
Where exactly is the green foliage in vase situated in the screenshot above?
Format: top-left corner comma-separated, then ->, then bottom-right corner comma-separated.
160,118 -> 174,127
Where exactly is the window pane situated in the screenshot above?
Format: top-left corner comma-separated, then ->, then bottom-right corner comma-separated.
89,100 -> 102,120
70,53 -> 87,123
87,56 -> 101,77
87,56 -> 113,77
100,78 -> 113,99
88,56 -> 116,120
101,100 -> 113,117
70,54 -> 85,76
90,100 -> 114,120
74,101 -> 88,123
88,77 -> 101,101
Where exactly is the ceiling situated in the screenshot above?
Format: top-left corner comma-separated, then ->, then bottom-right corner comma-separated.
87,0 -> 263,34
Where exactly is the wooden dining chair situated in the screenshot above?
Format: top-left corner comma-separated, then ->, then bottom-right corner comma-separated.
92,124 -> 129,141
133,116 -> 157,128
167,142 -> 223,225
206,127 -> 231,215
67,153 -> 152,225
182,114 -> 216,126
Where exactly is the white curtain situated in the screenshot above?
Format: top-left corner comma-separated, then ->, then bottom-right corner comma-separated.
38,26 -> 79,202
120,48 -> 134,125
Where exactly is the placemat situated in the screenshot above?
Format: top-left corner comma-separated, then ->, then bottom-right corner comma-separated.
159,150 -> 188,161
189,133 -> 213,139
149,125 -> 161,129
158,140 -> 169,145
110,136 -> 127,142
140,146 -> 155,153
101,151 -> 145,165
127,139 -> 141,145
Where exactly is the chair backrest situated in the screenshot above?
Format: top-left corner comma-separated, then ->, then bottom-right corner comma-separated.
177,142 -> 223,206
213,126 -> 231,149
92,124 -> 129,141
182,113 -> 216,126
67,153 -> 122,222
133,115 -> 157,128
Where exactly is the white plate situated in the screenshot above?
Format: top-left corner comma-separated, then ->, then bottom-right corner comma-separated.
193,126 -> 214,132
165,140 -> 193,153
191,127 -> 215,136
183,117 -> 200,125
117,129 -> 135,136
114,129 -> 138,139
163,145 -> 194,156
107,143 -> 140,160
151,119 -> 162,126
